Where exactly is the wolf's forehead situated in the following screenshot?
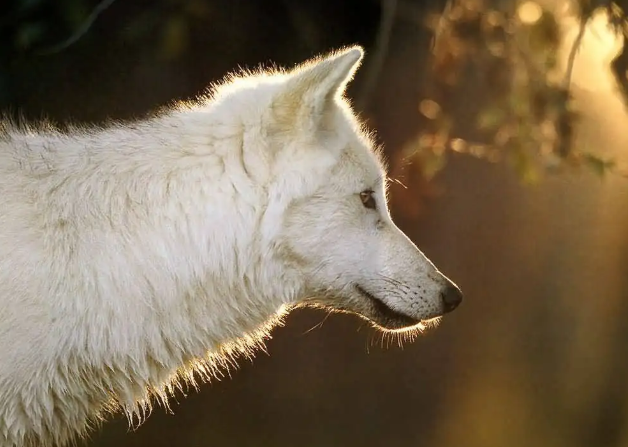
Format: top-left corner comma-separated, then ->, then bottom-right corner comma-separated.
329,143 -> 383,189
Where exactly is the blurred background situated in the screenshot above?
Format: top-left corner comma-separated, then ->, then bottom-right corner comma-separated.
2,0 -> 628,445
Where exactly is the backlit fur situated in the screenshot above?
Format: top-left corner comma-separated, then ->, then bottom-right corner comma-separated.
0,47 -> 460,446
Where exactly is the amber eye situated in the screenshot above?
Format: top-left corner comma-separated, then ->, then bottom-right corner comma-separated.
360,190 -> 376,210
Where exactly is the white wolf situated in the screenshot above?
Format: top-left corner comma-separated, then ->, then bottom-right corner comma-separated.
0,46 -> 461,446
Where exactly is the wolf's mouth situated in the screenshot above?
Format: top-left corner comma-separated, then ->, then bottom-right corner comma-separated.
354,285 -> 421,329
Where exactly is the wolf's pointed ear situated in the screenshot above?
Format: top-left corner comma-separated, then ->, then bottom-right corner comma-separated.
271,46 -> 364,132
291,46 -> 364,101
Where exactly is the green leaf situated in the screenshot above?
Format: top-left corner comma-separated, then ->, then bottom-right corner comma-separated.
477,108 -> 505,130
14,22 -> 45,50
161,16 -> 189,59
582,153 -> 616,178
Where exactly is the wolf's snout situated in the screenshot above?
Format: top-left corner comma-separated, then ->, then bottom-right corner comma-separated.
441,282 -> 463,313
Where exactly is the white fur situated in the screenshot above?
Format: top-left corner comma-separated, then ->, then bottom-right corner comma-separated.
0,47 -> 460,446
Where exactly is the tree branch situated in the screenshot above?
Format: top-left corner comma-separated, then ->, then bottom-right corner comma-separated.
356,0 -> 398,110
563,18 -> 588,90
39,0 -> 117,55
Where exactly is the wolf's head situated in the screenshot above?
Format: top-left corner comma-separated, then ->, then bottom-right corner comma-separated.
218,47 -> 462,332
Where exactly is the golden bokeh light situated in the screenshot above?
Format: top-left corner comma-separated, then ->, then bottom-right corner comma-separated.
517,1 -> 543,24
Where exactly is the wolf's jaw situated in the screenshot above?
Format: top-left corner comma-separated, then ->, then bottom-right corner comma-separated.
354,285 -> 423,330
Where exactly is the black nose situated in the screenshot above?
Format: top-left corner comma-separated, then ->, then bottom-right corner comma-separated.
441,283 -> 463,313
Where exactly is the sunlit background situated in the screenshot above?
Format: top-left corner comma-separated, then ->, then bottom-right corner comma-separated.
2,0 -> 628,445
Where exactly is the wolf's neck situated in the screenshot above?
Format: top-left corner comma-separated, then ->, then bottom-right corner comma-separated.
13,109 -> 298,399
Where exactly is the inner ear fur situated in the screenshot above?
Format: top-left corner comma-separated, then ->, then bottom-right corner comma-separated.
271,46 -> 364,134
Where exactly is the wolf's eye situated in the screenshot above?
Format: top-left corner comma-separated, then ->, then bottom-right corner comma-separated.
360,190 -> 376,210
